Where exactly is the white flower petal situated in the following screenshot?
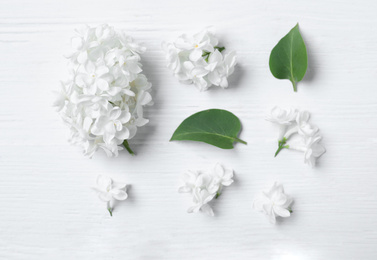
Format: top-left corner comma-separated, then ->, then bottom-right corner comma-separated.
119,112 -> 131,124
187,204 -> 200,213
85,61 -> 96,74
208,70 -> 221,86
98,192 -> 112,202
103,131 -> 115,144
221,179 -> 233,186
274,206 -> 291,218
110,189 -> 128,200
123,89 -> 135,97
214,163 -> 224,176
208,49 -> 222,63
189,49 -> 203,61
96,66 -> 109,76
115,127 -> 130,140
109,108 -> 122,120
219,77 -> 228,88
200,204 -> 214,217
77,51 -> 88,64
96,175 -> 112,190
135,118 -> 149,127
138,92 -> 153,106
97,78 -> 109,91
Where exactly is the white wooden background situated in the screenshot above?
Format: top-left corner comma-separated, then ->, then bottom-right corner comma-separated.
1,0 -> 377,259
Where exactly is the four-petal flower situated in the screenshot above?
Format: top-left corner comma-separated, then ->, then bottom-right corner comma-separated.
253,182 -> 293,224
93,175 -> 128,216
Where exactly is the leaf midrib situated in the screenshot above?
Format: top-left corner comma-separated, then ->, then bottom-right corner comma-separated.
172,131 -> 236,142
289,32 -> 294,83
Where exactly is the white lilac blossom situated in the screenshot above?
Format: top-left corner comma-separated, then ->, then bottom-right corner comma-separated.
93,175 -> 128,216
54,24 -> 153,157
253,182 -> 293,224
303,133 -> 326,167
162,28 -> 237,91
178,163 -> 234,216
294,111 -> 317,137
265,106 -> 297,126
266,106 -> 326,167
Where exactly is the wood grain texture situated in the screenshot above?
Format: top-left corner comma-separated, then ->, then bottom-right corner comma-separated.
1,0 -> 377,259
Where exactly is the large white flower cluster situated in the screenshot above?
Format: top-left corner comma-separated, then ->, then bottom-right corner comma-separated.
54,24 -> 152,157
253,182 -> 293,224
162,28 -> 237,91
266,106 -> 326,167
178,163 -> 234,216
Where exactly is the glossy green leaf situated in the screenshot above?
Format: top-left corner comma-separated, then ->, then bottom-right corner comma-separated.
269,23 -> 308,92
170,109 -> 247,149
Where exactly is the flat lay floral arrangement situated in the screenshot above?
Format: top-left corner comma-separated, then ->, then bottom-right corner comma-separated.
54,23 -> 326,223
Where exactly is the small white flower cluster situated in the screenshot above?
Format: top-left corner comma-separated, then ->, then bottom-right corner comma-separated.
253,182 -> 293,224
93,175 -> 128,216
178,163 -> 234,216
54,24 -> 153,157
266,106 -> 326,167
162,28 -> 237,91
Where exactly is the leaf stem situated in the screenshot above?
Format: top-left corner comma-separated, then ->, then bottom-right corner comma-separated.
234,137 -> 247,145
292,80 -> 297,92
123,140 -> 135,156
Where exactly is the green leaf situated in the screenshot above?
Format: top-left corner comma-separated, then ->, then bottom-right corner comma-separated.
269,23 -> 308,92
170,109 -> 247,149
